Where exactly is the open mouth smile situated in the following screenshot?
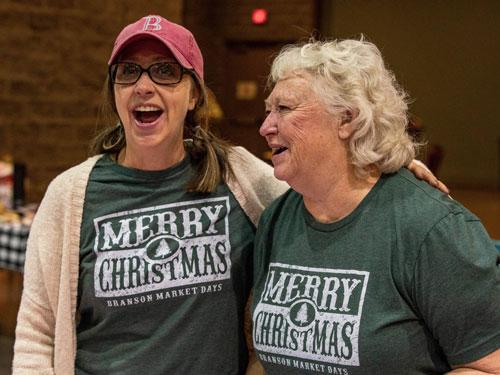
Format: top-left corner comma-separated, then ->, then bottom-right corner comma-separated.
272,146 -> 288,156
133,105 -> 164,125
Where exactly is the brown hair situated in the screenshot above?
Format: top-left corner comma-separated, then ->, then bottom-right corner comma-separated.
90,74 -> 234,193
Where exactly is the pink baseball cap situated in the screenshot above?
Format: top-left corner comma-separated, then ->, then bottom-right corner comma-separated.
108,15 -> 204,83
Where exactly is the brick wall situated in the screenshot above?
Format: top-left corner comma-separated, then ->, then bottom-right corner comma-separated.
0,0 -> 182,202
0,0 -> 317,203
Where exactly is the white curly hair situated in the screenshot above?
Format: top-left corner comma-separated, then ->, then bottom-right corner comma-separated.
268,37 -> 415,176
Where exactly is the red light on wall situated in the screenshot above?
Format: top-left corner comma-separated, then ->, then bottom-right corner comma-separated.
252,8 -> 268,25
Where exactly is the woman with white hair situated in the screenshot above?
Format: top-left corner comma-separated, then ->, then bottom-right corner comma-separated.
252,39 -> 500,374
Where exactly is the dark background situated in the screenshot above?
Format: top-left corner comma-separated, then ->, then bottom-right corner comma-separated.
0,0 -> 499,202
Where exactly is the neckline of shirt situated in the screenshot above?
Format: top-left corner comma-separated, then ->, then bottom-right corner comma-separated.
102,153 -> 192,181
302,173 -> 388,232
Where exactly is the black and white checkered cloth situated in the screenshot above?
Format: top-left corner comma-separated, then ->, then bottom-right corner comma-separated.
0,222 -> 29,272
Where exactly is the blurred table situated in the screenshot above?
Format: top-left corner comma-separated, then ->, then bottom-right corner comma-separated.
0,222 -> 29,272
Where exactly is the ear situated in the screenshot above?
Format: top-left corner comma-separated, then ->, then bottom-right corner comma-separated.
338,110 -> 356,140
188,81 -> 200,111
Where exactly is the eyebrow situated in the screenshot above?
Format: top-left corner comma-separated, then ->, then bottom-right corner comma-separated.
266,92 -> 302,108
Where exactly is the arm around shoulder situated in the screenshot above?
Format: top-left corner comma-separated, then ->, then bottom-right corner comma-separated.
228,146 -> 288,225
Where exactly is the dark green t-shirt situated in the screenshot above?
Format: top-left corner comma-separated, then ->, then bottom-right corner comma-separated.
76,155 -> 255,374
252,169 -> 500,375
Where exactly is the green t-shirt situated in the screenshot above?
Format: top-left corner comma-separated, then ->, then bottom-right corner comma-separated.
76,155 -> 255,374
252,169 -> 500,375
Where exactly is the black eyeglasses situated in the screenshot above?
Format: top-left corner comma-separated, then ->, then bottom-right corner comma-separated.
109,62 -> 190,85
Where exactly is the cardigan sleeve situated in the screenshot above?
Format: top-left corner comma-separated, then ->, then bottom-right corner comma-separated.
227,146 -> 289,226
12,174 -> 71,374
13,156 -> 99,374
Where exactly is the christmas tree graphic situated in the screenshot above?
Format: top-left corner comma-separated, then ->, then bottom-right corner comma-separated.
295,303 -> 309,326
154,239 -> 171,258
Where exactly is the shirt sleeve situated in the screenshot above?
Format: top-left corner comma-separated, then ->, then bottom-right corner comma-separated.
412,212 -> 500,366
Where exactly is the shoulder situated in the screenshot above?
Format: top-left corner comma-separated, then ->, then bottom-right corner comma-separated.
381,169 -> 492,257
27,155 -> 103,252
384,168 -> 478,224
38,155 -> 102,213
47,155 -> 102,193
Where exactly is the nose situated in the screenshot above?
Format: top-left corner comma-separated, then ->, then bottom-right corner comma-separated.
134,72 -> 155,96
259,111 -> 278,138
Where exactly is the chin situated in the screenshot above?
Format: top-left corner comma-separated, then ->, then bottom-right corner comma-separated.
273,167 -> 292,183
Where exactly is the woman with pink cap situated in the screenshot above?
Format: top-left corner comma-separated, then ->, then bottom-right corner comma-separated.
12,15 -> 444,374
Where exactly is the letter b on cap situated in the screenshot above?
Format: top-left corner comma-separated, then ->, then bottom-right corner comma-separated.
143,16 -> 162,31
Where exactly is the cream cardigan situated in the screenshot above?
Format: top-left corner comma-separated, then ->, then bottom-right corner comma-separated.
13,147 -> 288,374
